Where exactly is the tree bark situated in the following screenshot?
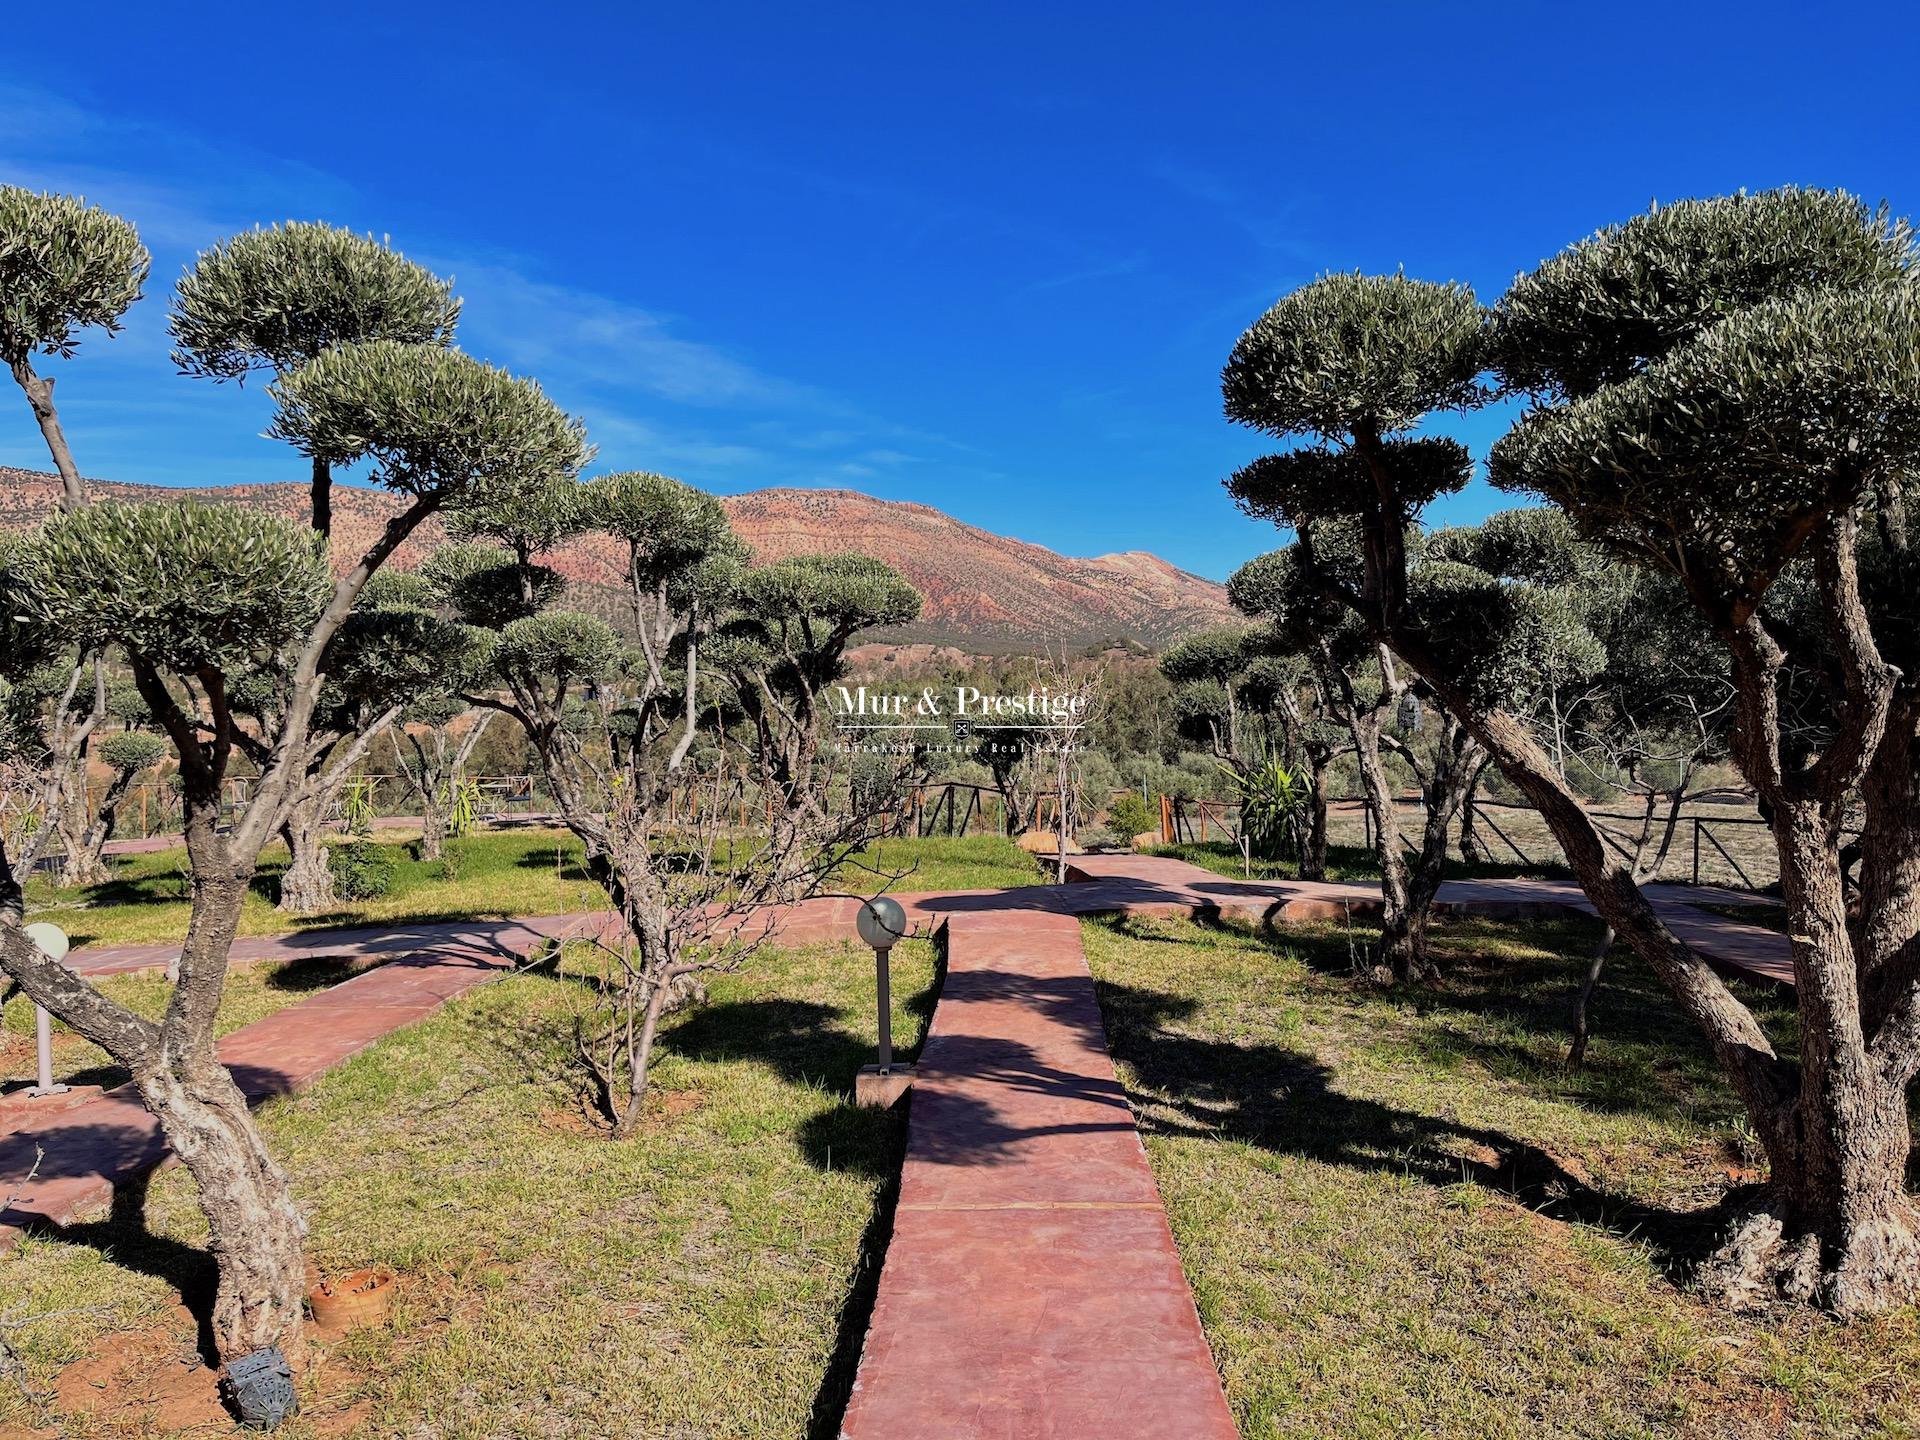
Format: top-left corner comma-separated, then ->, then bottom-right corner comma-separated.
1349,698 -> 1429,982
1300,746 -> 1331,881
61,764 -> 142,889
1458,755 -> 1493,865
309,455 -> 331,540
419,782 -> 449,862
54,746 -> 103,889
276,793 -> 335,914
9,356 -> 84,512
133,1059 -> 309,1362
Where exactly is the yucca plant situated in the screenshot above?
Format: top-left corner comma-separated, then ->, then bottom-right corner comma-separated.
1221,755 -> 1301,861
446,775 -> 481,838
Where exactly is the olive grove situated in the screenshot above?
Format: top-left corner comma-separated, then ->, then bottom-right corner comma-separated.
1217,190 -> 1920,1314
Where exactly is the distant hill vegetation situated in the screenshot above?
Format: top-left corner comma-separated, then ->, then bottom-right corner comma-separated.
0,469 -> 1234,654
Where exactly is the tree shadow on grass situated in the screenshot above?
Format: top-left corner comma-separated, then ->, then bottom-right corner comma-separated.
1201,911 -> 1796,1128
1096,977 -> 1731,1281
40,1173 -> 223,1365
511,846 -> 591,882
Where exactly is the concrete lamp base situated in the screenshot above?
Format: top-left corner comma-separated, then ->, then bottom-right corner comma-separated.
854,1064 -> 917,1109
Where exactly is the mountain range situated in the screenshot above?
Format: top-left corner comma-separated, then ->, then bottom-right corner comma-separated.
0,469 -> 1233,654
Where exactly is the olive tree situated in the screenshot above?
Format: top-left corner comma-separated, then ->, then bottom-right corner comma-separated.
238,577 -> 484,912
1220,193 -> 1920,1313
170,222 -> 459,537
0,189 -> 148,891
1160,625 -> 1328,869
469,478 -> 899,1136
1486,190 -> 1920,1313
1433,509 -> 1734,1060
712,554 -> 922,836
0,341 -> 585,1383
0,186 -> 148,508
1229,533 -> 1505,979
59,730 -> 167,888
446,474 -> 589,607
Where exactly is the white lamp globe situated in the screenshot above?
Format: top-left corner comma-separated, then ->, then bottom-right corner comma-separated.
23,921 -> 70,962
856,896 -> 909,951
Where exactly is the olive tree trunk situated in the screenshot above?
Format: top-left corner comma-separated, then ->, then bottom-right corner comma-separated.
1457,755 -> 1493,865
1300,745 -> 1331,881
54,749 -> 107,889
60,764 -> 142,890
276,791 -> 336,914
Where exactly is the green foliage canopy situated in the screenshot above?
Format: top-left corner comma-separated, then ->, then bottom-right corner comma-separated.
1490,188 -> 1914,400
19,501 -> 330,673
169,222 -> 459,380
1222,272 -> 1485,440
99,730 -> 168,774
0,186 -> 150,364
446,475 -> 588,561
582,471 -> 746,604
1490,284 -> 1920,606
268,340 -> 590,504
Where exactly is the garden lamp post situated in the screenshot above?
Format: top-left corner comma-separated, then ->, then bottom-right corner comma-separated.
23,922 -> 71,1099
853,896 -> 914,1107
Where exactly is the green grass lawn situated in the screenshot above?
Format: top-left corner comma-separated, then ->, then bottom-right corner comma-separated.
0,935 -> 939,1438
1150,838 -> 1572,885
21,830 -> 1038,950
1084,912 -> 1920,1439
833,833 -> 1041,893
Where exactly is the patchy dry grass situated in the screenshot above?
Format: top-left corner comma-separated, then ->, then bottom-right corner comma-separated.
1083,912 -> 1920,1439
0,936 -> 938,1438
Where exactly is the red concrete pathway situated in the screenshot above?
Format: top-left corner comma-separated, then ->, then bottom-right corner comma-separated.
839,910 -> 1239,1440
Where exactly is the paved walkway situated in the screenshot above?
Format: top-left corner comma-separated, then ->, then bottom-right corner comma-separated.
3,852 -> 1793,1437
839,909 -> 1238,1438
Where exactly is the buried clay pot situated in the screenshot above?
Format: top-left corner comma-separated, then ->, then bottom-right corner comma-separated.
307,1266 -> 396,1331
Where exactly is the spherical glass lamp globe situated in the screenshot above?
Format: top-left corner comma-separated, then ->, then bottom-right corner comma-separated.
856,896 -> 909,951
23,921 -> 70,962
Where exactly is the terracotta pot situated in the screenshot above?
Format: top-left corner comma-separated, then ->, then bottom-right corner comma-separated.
307,1266 -> 396,1331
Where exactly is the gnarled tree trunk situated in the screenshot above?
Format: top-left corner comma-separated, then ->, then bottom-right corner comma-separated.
276,792 -> 335,914
1457,754 -> 1493,865
55,747 -> 107,889
61,764 -> 142,890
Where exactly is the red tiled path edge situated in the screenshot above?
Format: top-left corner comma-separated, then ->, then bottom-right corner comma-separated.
839,909 -> 1239,1440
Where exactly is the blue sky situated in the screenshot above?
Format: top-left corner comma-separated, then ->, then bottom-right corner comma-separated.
3,2 -> 1916,579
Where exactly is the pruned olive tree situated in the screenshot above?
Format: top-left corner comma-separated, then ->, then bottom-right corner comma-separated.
712,554 -> 923,840
1160,625 -> 1325,868
1219,192 -> 1920,1314
170,222 -> 459,538
469,478 -> 898,1136
0,340 -> 585,1382
1485,189 -> 1920,1313
0,186 -> 148,508
388,691 -> 496,862
0,188 -> 149,888
1432,508 -> 1734,1062
445,473 -> 589,607
1228,532 -> 1496,980
235,575 -> 484,913
60,731 -> 167,888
